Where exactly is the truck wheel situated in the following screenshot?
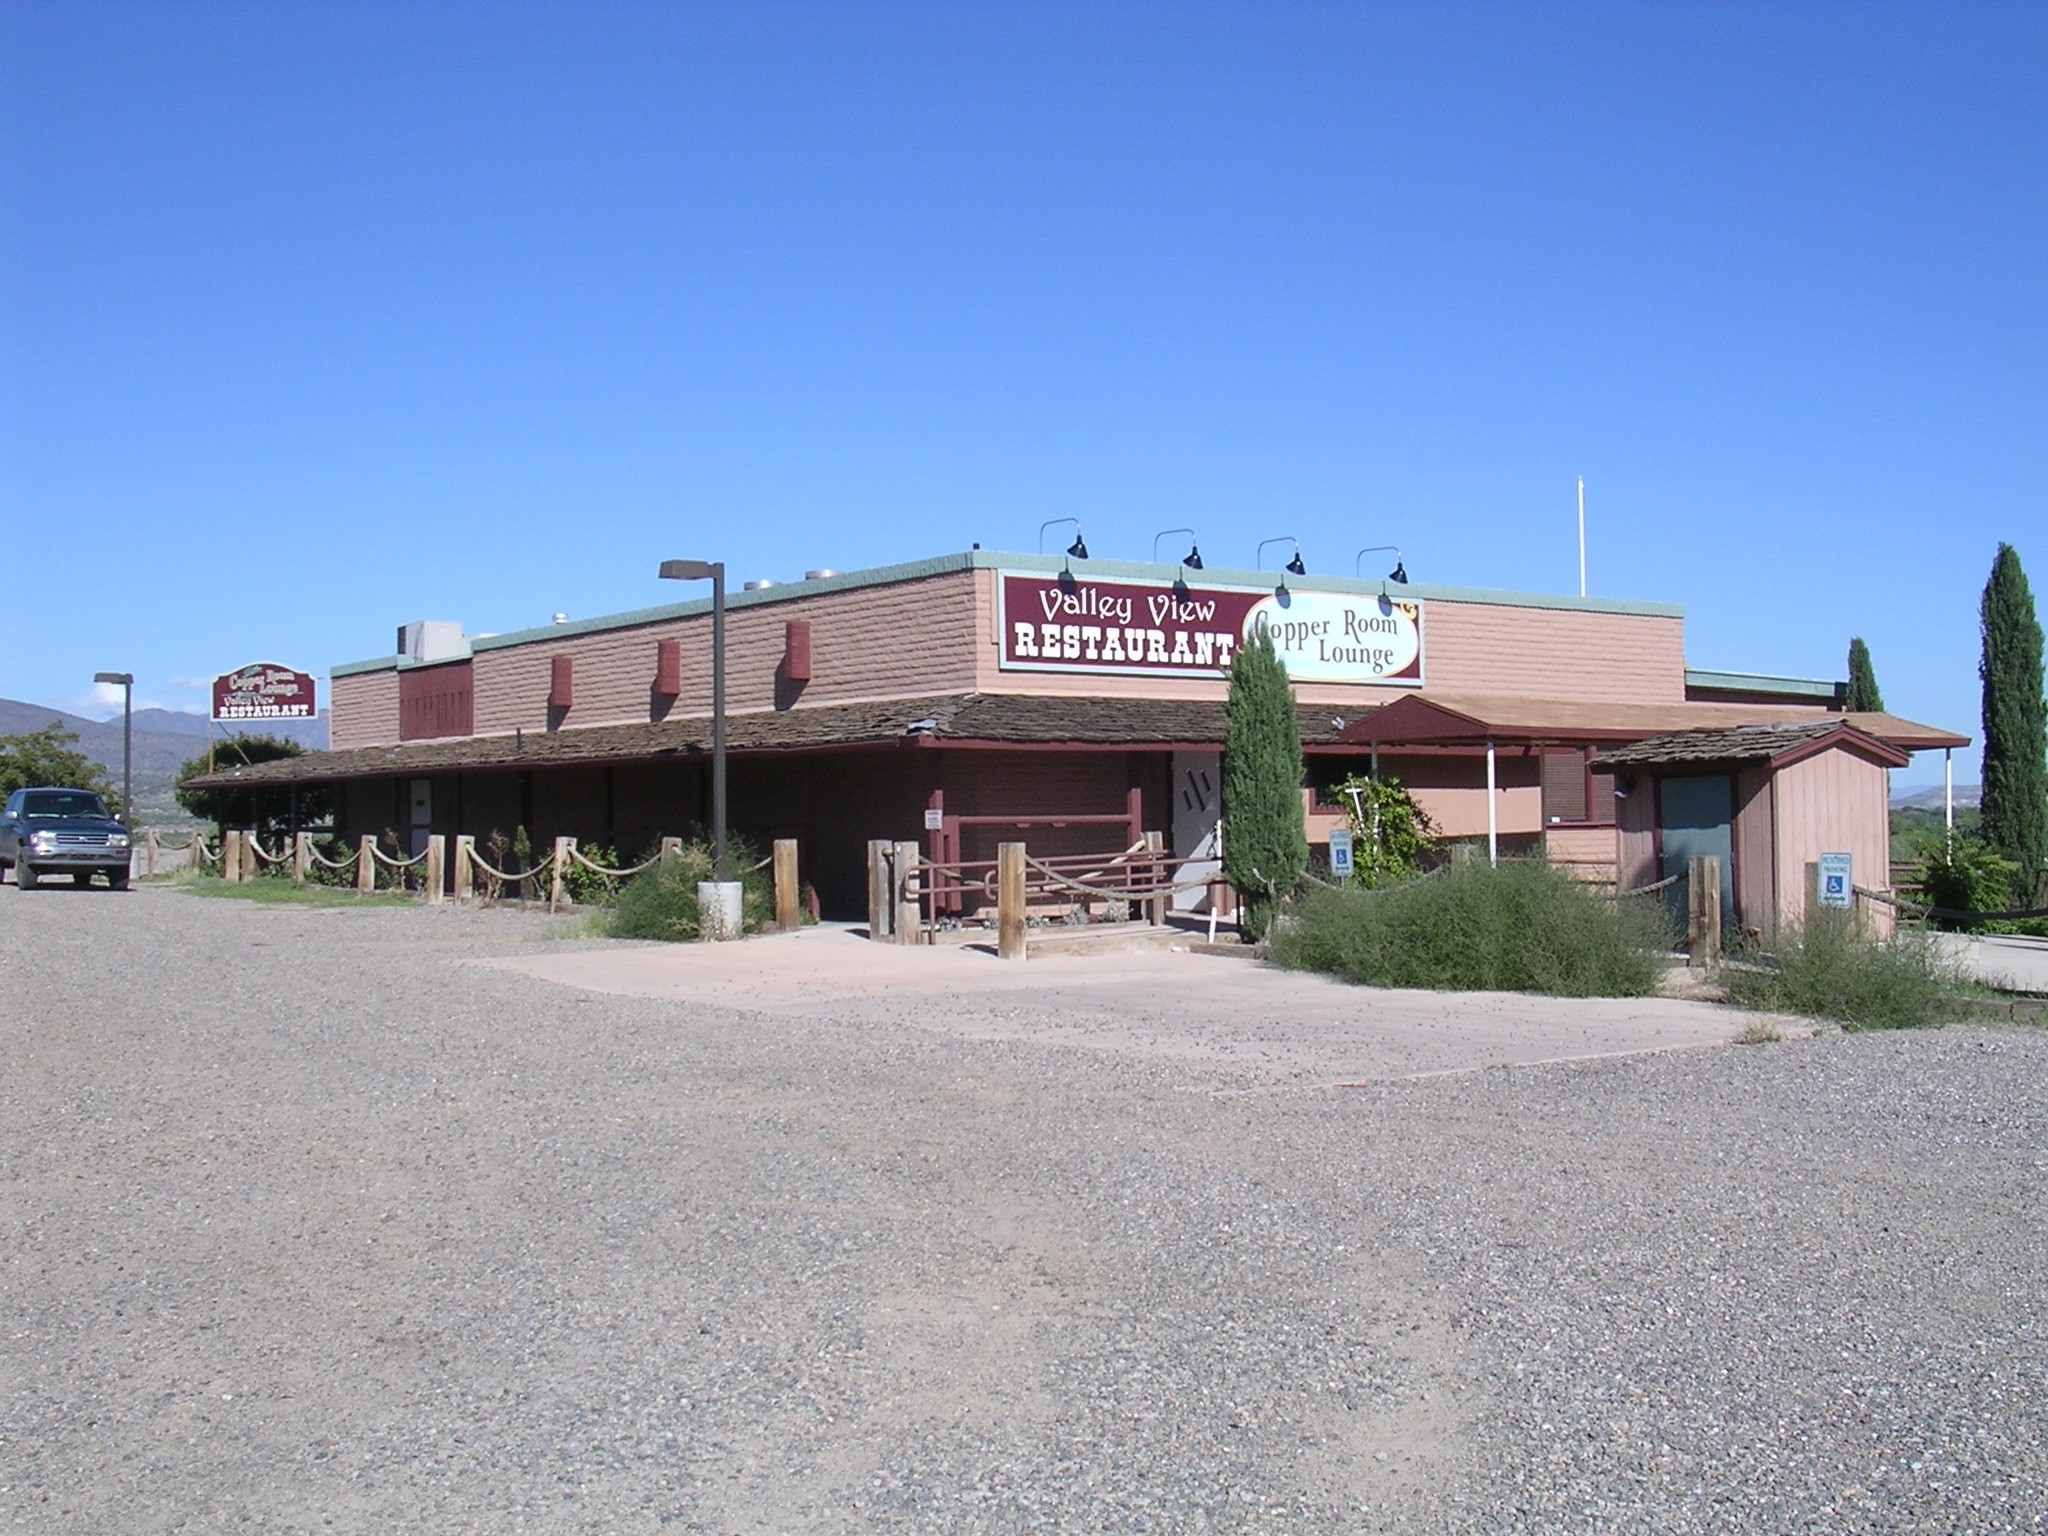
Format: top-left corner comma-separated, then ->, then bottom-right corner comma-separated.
16,861 -> 36,890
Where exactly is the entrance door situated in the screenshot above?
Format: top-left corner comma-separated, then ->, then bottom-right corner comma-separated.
1658,774 -> 1735,935
1170,750 -> 1221,913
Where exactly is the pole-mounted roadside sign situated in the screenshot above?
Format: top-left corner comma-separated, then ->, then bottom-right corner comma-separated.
212,663 -> 317,722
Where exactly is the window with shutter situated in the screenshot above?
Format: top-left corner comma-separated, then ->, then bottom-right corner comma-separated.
1541,748 -> 1589,824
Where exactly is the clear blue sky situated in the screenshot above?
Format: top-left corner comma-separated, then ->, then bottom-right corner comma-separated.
4,2 -> 2041,783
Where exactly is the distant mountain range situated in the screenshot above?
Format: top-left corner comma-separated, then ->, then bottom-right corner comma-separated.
1891,782 -> 1980,811
0,698 -> 329,817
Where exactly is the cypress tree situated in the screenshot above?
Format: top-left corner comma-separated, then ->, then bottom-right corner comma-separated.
1844,637 -> 1884,713
1222,624 -> 1307,940
1979,543 -> 2046,906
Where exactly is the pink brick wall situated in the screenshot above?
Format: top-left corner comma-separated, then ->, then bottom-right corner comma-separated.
331,670 -> 400,749
469,572 -> 984,736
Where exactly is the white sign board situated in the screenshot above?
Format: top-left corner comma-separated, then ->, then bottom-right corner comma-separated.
923,808 -> 945,832
1328,827 -> 1355,880
1817,852 -> 1854,910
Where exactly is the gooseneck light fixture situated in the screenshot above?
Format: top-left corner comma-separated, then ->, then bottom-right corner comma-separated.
657,558 -> 728,882
1257,537 -> 1307,600
1355,545 -> 1408,592
1257,537 -> 1308,576
1038,517 -> 1088,561
1152,528 -> 1202,569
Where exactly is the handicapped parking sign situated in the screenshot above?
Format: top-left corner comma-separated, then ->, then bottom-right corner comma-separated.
1818,852 -> 1853,910
1328,827 -> 1354,880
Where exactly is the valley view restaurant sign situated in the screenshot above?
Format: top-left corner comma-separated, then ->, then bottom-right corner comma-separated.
212,662 -> 318,721
998,572 -> 1423,685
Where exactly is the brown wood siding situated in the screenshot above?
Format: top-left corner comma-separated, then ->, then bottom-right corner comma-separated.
471,570 -> 983,736
331,669 -> 401,749
1771,749 -> 1893,934
1616,774 -> 1657,891
1732,765 -> 1776,935
1544,824 -> 1618,882
399,661 -> 474,741
971,567 -> 1690,706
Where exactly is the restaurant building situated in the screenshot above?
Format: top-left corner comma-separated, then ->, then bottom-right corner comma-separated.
193,549 -> 1966,929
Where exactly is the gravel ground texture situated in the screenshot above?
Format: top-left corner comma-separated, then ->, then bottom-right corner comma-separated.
3,887 -> 2045,1534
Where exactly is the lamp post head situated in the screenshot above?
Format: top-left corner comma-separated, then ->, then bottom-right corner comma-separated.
1388,561 -> 1408,584
94,671 -> 133,686
658,559 -> 721,582
1066,534 -> 1089,560
1285,551 -> 1307,577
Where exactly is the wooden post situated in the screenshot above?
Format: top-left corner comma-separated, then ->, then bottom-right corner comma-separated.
549,836 -> 572,912
453,835 -> 475,901
1143,830 -> 1166,927
221,829 -> 242,883
424,835 -> 446,905
867,839 -> 893,939
997,842 -> 1027,960
893,839 -> 922,944
1687,855 -> 1722,967
293,832 -> 311,884
659,836 -> 683,862
242,831 -> 260,883
144,829 -> 158,878
773,838 -> 800,933
357,834 -> 376,894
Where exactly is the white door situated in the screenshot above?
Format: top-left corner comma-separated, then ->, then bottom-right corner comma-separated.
1170,751 -> 1222,912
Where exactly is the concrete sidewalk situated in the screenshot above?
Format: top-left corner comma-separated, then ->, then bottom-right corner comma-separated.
484,924 -> 1771,1085
1934,931 -> 2048,994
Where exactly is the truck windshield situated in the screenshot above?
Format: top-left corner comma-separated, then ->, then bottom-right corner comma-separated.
20,791 -> 111,819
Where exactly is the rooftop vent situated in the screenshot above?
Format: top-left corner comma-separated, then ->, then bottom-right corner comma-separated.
743,580 -> 777,592
804,568 -> 839,581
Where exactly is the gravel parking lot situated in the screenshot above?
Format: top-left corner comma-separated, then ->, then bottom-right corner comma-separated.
4,888 -> 2045,1534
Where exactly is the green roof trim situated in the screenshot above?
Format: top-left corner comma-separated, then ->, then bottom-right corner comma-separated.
330,550 -> 1686,674
1686,668 -> 1845,700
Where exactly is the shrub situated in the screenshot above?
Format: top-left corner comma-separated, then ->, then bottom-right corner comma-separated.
562,843 -> 624,907
1330,773 -> 1437,887
1921,837 -> 2021,931
1719,914 -> 1973,1031
1272,857 -> 1671,997
605,840 -> 772,941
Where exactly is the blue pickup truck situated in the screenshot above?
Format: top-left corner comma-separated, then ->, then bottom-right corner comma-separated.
1,788 -> 133,890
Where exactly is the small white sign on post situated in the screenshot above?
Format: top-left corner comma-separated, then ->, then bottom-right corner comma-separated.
923,808 -> 944,832
1328,827 -> 1355,881
1818,852 -> 1854,910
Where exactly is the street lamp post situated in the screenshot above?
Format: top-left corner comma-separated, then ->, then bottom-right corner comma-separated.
657,558 -> 729,884
94,672 -> 134,821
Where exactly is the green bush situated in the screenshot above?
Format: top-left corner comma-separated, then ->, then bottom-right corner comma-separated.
605,840 -> 772,941
1331,773 -> 1437,887
562,843 -> 624,907
1272,857 -> 1671,997
1921,837 -> 2021,931
1719,914 -> 1972,1031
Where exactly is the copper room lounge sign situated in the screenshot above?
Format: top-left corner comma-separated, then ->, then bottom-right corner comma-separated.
212,662 -> 318,720
997,572 -> 1423,685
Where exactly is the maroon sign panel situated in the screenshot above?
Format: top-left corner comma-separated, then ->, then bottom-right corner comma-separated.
999,573 -> 1261,677
212,663 -> 318,721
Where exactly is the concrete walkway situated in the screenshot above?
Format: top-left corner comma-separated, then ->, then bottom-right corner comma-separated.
484,924 -> 1770,1085
1934,931 -> 2048,994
